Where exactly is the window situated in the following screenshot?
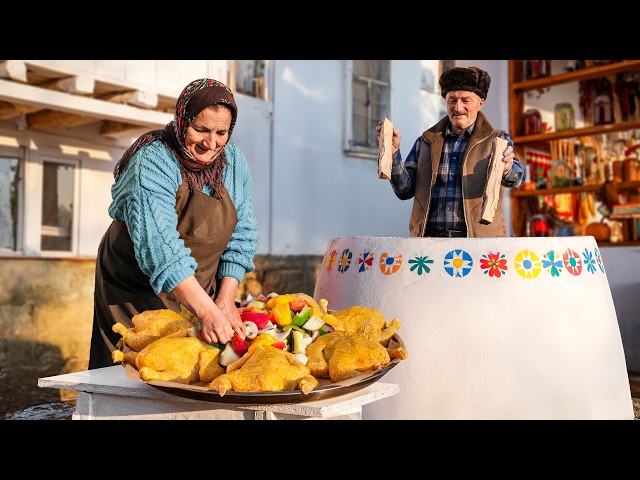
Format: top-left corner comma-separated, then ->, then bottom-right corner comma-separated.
345,60 -> 390,157
229,60 -> 267,100
0,154 -> 21,252
40,160 -> 75,252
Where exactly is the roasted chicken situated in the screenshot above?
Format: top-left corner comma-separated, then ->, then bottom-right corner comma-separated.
113,336 -> 224,384
208,345 -> 319,396
305,331 -> 407,382
323,305 -> 401,346
112,308 -> 198,352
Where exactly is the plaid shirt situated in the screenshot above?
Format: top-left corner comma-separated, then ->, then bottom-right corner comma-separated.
391,123 -> 524,232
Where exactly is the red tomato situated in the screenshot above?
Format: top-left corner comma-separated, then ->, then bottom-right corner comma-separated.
231,334 -> 250,356
288,299 -> 309,313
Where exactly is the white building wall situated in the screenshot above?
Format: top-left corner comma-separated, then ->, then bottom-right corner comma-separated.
230,94 -> 273,254
265,60 -> 434,256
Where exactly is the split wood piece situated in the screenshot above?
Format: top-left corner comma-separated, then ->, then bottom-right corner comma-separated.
378,117 -> 393,180
480,136 -> 509,225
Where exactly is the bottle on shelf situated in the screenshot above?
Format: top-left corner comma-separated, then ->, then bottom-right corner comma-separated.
554,102 -> 575,131
593,78 -> 614,126
525,60 -> 551,80
524,109 -> 542,135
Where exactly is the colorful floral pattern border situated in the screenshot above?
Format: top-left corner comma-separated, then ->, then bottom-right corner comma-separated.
321,245 -> 606,279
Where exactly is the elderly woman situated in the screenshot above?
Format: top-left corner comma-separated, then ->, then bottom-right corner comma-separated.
89,78 -> 259,369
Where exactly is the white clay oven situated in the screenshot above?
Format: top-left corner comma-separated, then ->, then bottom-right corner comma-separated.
314,236 -> 634,420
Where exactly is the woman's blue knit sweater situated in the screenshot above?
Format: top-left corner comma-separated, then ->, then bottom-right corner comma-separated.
108,139 -> 258,294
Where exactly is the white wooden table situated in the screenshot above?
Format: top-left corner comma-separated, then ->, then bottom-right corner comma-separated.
38,366 -> 399,420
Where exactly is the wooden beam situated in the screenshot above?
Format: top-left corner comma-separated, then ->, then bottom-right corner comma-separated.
25,109 -> 99,130
0,100 -> 40,120
100,120 -> 147,135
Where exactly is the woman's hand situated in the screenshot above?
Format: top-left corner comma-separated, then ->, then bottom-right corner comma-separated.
214,297 -> 245,340
199,309 -> 235,345
171,275 -> 245,345
213,276 -> 246,340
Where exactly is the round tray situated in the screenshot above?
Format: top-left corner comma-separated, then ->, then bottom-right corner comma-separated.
148,359 -> 400,404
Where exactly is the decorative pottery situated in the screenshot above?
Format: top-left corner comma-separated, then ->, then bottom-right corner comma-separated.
314,236 -> 634,420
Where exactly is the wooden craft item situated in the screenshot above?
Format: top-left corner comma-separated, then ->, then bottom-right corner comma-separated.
378,118 -> 393,180
480,136 -> 509,224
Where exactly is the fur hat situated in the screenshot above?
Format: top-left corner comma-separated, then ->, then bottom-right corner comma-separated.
439,67 -> 491,100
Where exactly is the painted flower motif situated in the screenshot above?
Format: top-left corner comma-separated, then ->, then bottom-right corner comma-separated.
563,248 -> 582,276
444,249 -> 473,278
479,251 -> 507,278
582,248 -> 597,274
326,249 -> 337,272
514,250 -> 541,279
338,249 -> 352,273
541,250 -> 563,277
408,255 -> 434,276
358,250 -> 374,273
595,247 -> 605,273
379,252 -> 403,275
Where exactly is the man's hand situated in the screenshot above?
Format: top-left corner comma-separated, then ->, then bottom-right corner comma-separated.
376,120 -> 401,155
502,145 -> 515,176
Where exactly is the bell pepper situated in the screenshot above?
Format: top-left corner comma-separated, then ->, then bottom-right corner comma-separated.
292,305 -> 313,327
231,333 -> 249,356
240,311 -> 270,329
283,324 -> 306,334
321,313 -> 339,329
248,333 -> 277,354
295,293 -> 325,320
265,294 -> 298,310
271,301 -> 292,327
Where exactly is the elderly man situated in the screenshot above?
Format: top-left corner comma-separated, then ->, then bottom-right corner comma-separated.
377,66 -> 525,238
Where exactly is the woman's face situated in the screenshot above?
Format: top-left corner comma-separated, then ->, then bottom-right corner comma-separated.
185,105 -> 233,164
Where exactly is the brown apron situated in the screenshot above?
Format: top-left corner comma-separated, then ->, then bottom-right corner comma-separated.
89,183 -> 238,369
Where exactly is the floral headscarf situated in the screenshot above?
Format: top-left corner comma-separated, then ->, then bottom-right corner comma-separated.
113,78 -> 238,198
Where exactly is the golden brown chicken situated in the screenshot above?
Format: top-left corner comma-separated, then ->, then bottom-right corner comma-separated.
208,345 -> 319,396
323,305 -> 401,346
112,309 -> 198,352
305,331 -> 407,382
112,336 -> 224,384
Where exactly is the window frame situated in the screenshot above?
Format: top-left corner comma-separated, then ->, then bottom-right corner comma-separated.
344,60 -> 391,158
228,60 -> 269,101
26,151 -> 80,258
0,145 -> 24,256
